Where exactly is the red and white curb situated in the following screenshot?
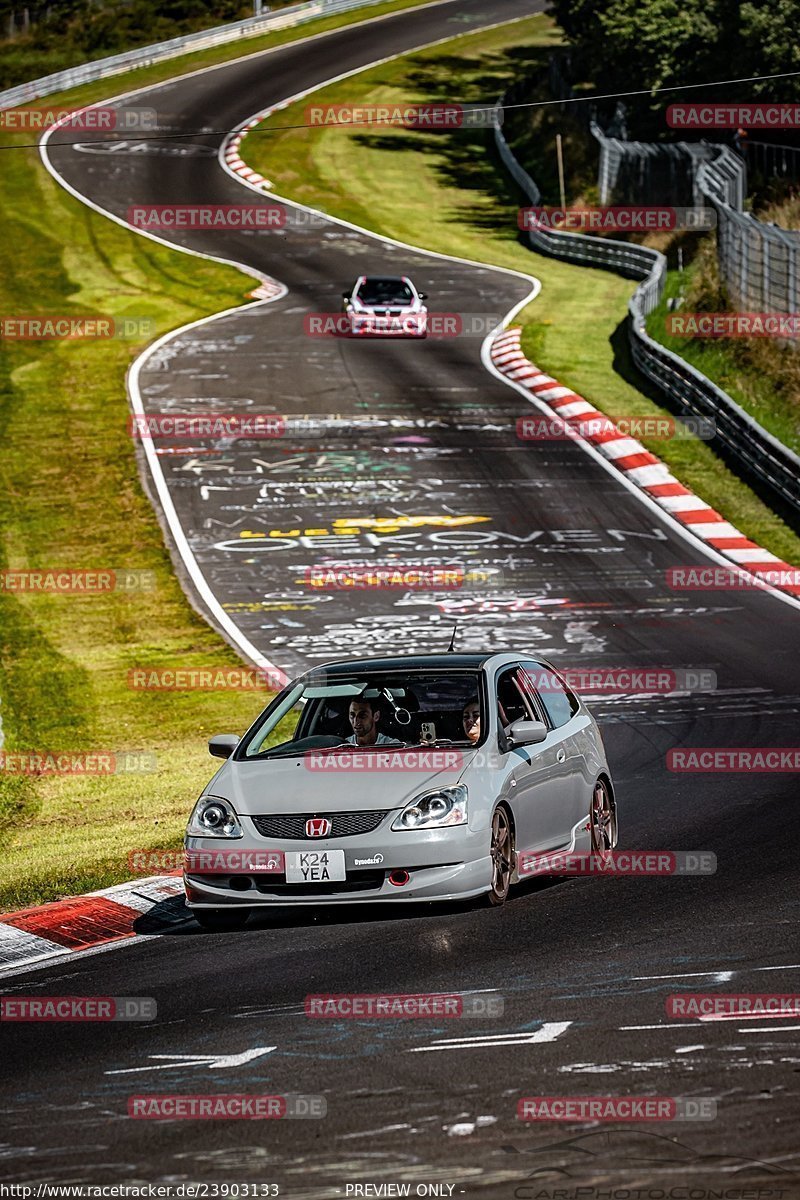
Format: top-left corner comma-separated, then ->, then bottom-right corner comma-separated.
224,115 -> 273,190
492,326 -> 800,598
222,120 -> 285,302
0,875 -> 186,972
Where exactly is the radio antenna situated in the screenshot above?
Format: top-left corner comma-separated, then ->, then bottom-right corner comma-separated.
446,622 -> 458,652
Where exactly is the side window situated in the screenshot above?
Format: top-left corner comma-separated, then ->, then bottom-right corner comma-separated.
495,668 -> 535,732
519,662 -> 580,729
244,686 -> 305,756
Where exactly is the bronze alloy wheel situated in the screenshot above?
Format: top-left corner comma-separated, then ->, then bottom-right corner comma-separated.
487,806 -> 514,905
590,778 -> 617,853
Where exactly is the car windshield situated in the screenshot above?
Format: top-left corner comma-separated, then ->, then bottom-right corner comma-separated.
356,278 -> 414,306
240,671 -> 484,759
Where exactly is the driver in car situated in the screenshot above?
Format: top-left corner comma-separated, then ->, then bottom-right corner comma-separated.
347,697 -> 396,747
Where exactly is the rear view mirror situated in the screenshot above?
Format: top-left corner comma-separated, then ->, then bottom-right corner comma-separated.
507,719 -> 548,749
209,733 -> 240,759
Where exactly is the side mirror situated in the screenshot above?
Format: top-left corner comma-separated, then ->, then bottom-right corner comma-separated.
507,719 -> 548,749
418,291 -> 427,300
342,292 -> 350,300
208,733 -> 240,759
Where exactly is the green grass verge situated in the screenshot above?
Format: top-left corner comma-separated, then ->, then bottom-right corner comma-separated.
0,139 -> 274,910
0,0 -> 441,912
242,12 -> 800,566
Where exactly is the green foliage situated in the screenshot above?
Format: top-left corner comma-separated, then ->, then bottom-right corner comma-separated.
548,0 -> 800,136
0,0 -> 287,88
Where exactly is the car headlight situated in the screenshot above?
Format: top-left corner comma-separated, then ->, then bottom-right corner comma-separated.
392,785 -> 468,830
187,795 -> 243,839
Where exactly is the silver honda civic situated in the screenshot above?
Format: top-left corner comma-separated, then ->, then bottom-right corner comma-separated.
184,652 -> 618,930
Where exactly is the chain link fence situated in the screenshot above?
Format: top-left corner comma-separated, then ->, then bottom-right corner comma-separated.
594,126 -> 715,208
593,124 -> 800,317
699,149 -> 800,314
745,139 -> 800,184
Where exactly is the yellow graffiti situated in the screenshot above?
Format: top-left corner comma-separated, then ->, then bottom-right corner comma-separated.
332,515 -> 489,534
237,515 -> 490,540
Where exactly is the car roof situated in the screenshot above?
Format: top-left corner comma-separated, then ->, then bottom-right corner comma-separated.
355,275 -> 409,283
306,653 -> 488,676
302,652 -> 552,677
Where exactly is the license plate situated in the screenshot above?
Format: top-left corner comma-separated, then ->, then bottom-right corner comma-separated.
284,849 -> 346,884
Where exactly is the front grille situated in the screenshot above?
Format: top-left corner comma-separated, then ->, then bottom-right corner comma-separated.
254,869 -> 386,896
250,810 -> 389,840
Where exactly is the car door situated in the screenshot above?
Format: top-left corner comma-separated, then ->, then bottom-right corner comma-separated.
518,661 -> 591,843
494,665 -> 572,856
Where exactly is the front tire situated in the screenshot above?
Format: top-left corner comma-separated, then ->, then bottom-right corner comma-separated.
486,805 -> 514,906
193,908 -> 251,932
590,778 -> 617,852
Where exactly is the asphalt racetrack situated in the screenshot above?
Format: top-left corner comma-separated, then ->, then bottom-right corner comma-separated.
3,0 -> 800,1194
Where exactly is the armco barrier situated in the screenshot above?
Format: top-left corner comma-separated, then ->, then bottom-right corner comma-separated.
0,0 -> 392,110
493,89 -> 800,517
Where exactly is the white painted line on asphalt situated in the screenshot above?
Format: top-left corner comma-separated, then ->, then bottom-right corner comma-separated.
620,1023 -> 710,1030
446,1115 -> 497,1136
622,1020 -> 800,1033
632,970 -> 736,981
407,1021 -> 571,1052
633,964 -> 800,981
699,1012 -> 800,1023
106,1046 -> 276,1074
340,1122 -> 414,1139
738,1025 -> 800,1033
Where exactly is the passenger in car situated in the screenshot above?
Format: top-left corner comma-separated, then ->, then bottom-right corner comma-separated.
462,697 -> 481,745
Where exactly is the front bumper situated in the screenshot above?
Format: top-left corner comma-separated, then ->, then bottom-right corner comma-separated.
184,824 -> 490,907
348,312 -> 427,337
